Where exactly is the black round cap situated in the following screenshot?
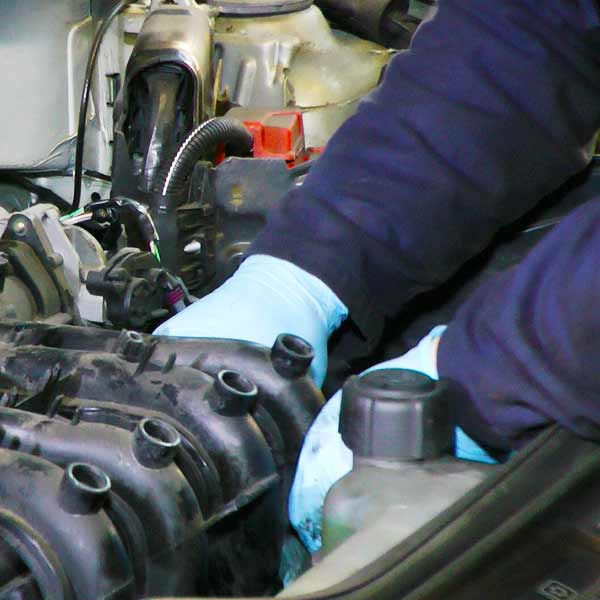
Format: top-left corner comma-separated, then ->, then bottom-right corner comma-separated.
340,369 -> 454,461
271,334 -> 314,379
210,370 -> 258,417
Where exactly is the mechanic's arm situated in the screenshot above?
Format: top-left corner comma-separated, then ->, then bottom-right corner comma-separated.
289,196 -> 600,552
158,0 -> 600,385
439,197 -> 600,451
251,0 -> 600,341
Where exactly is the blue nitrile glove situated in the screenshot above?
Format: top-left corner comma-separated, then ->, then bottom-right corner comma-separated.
153,255 -> 348,387
289,325 -> 498,554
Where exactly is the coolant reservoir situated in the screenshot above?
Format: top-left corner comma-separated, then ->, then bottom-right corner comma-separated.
321,369 -> 492,555
212,3 -> 392,147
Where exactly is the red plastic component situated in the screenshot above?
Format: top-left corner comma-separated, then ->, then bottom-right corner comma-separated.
215,109 -> 324,167
244,111 -> 306,162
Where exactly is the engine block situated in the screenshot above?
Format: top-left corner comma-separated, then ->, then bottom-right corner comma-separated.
0,322 -> 323,598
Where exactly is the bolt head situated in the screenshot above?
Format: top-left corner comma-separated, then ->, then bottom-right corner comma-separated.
12,220 -> 26,235
48,253 -> 64,268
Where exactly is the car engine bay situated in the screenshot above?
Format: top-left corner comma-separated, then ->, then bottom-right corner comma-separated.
1,1 -> 599,599
0,0 -> 399,332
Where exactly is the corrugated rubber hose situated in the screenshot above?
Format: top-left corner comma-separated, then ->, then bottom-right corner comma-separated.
157,118 -> 254,197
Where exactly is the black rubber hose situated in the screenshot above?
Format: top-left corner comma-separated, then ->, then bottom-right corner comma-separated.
315,0 -> 434,47
72,0 -> 133,211
156,118 -> 254,197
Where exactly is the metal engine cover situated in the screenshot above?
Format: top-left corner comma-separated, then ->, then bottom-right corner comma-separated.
0,1 -> 92,170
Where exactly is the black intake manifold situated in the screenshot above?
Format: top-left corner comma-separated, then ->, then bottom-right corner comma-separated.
0,323 -> 323,599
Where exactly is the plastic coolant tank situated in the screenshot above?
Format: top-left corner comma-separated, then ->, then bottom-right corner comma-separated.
322,456 -> 491,555
323,369 -> 494,554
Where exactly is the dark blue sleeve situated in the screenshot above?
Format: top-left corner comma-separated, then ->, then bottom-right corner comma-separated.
251,0 -> 600,342
438,198 -> 600,449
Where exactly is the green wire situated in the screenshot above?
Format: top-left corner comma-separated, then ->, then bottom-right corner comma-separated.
60,207 -> 86,222
151,241 -> 162,263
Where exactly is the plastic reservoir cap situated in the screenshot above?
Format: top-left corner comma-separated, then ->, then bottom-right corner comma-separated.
339,369 -> 455,462
208,0 -> 313,15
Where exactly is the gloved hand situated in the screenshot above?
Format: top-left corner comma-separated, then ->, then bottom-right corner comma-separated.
153,255 -> 348,387
288,325 -> 498,554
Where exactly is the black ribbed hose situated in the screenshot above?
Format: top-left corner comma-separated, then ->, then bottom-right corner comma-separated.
156,118 -> 254,197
